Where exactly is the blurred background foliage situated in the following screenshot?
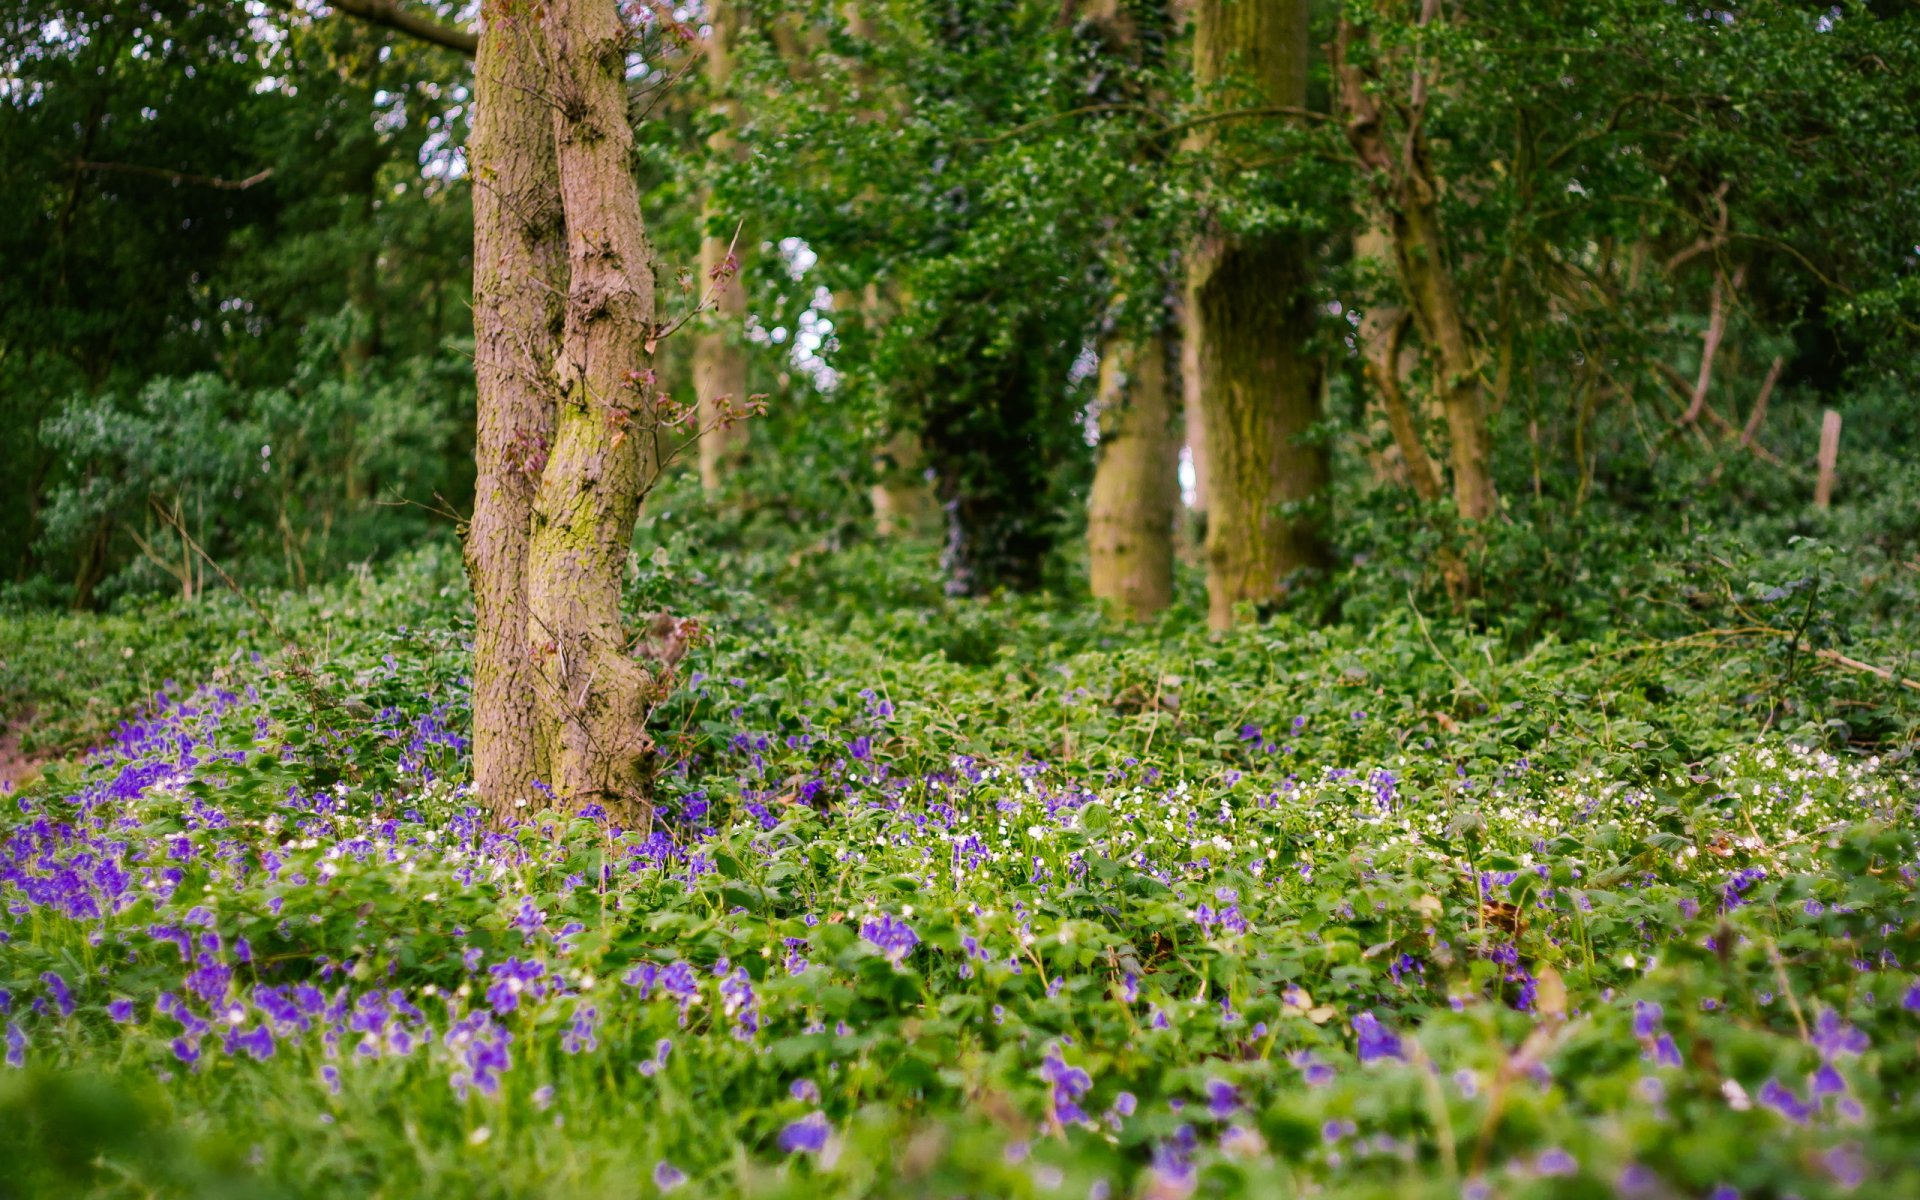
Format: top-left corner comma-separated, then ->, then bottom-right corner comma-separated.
1,0 -> 1916,660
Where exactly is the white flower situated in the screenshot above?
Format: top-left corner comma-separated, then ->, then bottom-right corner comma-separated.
1721,1078 -> 1751,1110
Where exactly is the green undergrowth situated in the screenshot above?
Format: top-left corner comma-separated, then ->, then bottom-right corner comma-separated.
2,500 -> 1917,1200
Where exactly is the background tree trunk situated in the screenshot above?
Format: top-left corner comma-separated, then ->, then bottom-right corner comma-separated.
1079,0 -> 1179,619
1190,0 -> 1327,629
1087,329 -> 1178,619
870,427 -> 929,537
1354,227 -> 1442,502
695,0 -> 750,493
1336,17 -> 1495,524
465,0 -> 566,821
527,0 -> 662,819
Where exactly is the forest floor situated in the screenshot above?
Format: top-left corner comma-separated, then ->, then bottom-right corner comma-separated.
2,536 -> 1917,1199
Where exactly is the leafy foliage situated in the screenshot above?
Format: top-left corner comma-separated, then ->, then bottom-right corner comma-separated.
4,514 -> 1919,1196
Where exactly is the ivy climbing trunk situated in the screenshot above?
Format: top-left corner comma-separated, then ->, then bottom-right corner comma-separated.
695,0 -> 749,492
526,0 -> 662,819
465,0 -> 565,821
1087,330 -> 1178,619
1189,0 -> 1327,629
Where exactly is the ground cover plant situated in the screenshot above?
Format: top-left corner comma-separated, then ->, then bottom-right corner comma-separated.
4,516 -> 1919,1199
7,0 -> 1920,1195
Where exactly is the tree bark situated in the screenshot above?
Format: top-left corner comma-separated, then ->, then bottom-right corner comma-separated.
1087,329 -> 1178,619
465,0 -> 565,820
1190,0 -> 1328,630
526,0 -> 663,819
695,0 -> 750,492
1354,229 -> 1442,502
1336,17 -> 1495,523
1078,0 -> 1179,619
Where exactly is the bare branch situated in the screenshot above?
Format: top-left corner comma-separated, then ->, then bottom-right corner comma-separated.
76,160 -> 275,190
321,0 -> 477,56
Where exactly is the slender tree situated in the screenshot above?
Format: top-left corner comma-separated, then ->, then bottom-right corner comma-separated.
1087,327 -> 1178,617
524,0 -> 668,819
1188,0 -> 1327,629
465,0 -> 565,819
1335,11 -> 1493,523
694,0 -> 751,493
1083,0 -> 1180,621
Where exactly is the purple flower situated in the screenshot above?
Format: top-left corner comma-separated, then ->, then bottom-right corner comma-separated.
777,1112 -> 830,1154
1290,1050 -> 1336,1086
1039,1044 -> 1093,1126
1150,1124 -> 1197,1187
790,1079 -> 820,1103
1813,1009 -> 1869,1060
40,972 -> 74,1019
5,1023 -> 23,1068
859,913 -> 919,965
563,1005 -> 600,1054
1352,1011 -> 1404,1063
653,1161 -> 686,1192
1204,1078 -> 1240,1119
1632,1000 -> 1663,1039
108,999 -> 135,1023
1535,1147 -> 1577,1177
1822,1141 -> 1866,1190
1758,1077 -> 1814,1124
1721,867 -> 1765,911
719,969 -> 759,1040
638,1038 -> 672,1077
1650,1034 -> 1682,1068
1812,1061 -> 1849,1099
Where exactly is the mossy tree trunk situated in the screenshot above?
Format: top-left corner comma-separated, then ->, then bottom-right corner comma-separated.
523,0 -> 663,821
465,0 -> 566,821
1087,329 -> 1178,619
695,0 -> 750,493
1190,0 -> 1328,630
1081,0 -> 1180,621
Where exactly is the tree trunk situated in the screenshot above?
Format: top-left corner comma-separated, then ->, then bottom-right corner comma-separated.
870,427 -> 929,536
1354,229 -> 1442,502
1396,195 -> 1495,522
1336,18 -> 1495,524
1087,330 -> 1178,619
466,0 -> 566,820
526,0 -> 663,819
695,0 -> 750,492
1190,0 -> 1327,630
1079,0 -> 1179,619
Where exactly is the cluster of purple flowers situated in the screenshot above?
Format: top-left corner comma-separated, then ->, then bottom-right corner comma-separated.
859,912 -> 919,965
1038,1043 -> 1094,1127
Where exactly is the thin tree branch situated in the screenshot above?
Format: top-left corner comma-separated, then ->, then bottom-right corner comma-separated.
318,0 -> 477,56
75,160 -> 275,190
